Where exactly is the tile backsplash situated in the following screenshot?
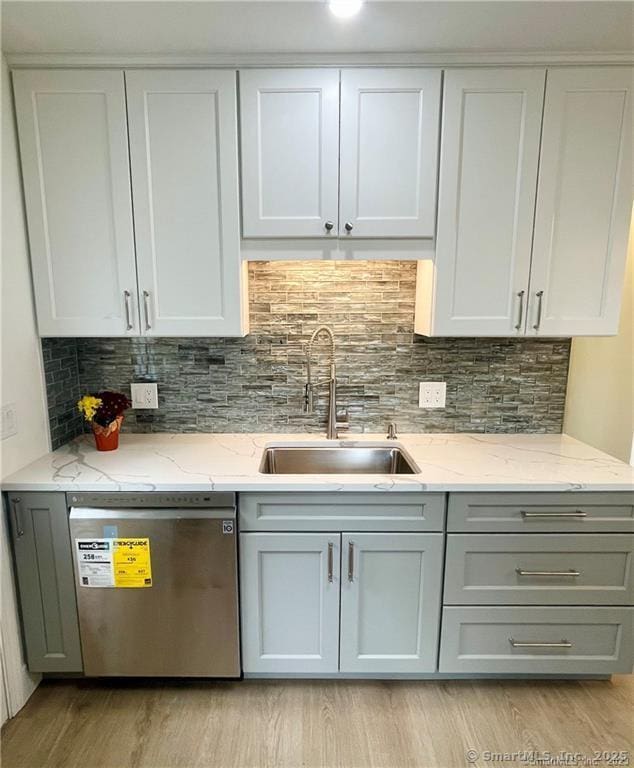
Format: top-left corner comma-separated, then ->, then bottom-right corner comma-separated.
42,261 -> 571,449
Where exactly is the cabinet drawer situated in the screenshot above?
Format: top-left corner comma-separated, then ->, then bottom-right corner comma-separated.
448,492 -> 634,533
444,534 -> 634,605
239,492 -> 445,532
439,606 -> 633,675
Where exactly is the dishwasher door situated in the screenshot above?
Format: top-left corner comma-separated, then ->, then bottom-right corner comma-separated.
69,508 -> 239,677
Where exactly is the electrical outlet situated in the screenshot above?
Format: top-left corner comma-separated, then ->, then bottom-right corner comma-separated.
419,382 -> 446,409
1,404 -> 18,439
131,383 -> 158,409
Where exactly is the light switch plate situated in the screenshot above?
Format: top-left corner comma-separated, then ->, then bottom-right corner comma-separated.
131,383 -> 158,409
419,382 -> 446,409
1,403 -> 18,439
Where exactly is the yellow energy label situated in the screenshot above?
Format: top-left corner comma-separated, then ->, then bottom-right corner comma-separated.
112,538 -> 152,587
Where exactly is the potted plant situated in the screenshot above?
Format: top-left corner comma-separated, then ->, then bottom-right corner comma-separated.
77,391 -> 132,451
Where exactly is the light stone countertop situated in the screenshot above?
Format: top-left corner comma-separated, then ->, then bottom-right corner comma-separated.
2,432 -> 633,493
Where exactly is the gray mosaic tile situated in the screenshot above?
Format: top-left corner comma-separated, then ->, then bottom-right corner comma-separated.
42,261 -> 571,443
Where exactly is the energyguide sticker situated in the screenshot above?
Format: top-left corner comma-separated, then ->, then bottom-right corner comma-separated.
75,538 -> 153,588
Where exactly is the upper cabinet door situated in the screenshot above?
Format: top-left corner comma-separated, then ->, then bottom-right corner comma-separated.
528,68 -> 632,337
239,69 -> 340,238
12,70 -> 138,337
126,70 -> 247,337
339,68 -> 441,238
429,69 -> 545,336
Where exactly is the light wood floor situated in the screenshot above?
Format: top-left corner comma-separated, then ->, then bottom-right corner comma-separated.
2,677 -> 633,768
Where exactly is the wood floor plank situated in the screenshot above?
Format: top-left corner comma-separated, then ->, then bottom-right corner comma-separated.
1,677 -> 632,768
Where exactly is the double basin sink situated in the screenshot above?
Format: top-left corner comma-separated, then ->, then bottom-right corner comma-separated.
259,443 -> 420,475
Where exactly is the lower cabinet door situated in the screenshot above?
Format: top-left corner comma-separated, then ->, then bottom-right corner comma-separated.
240,533 -> 340,674
6,492 -> 83,672
340,533 -> 443,673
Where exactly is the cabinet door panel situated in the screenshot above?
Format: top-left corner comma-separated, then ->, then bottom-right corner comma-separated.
12,70 -> 137,336
339,69 -> 441,237
430,68 -> 545,336
126,70 -> 246,336
529,68 -> 632,336
240,533 -> 340,674
7,492 -> 82,672
340,533 -> 443,673
240,69 -> 339,238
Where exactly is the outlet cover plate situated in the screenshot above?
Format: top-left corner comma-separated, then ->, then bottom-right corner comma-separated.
1,403 -> 18,439
131,383 -> 158,409
419,382 -> 446,409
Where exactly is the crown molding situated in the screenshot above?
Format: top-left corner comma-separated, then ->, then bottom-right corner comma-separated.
5,50 -> 634,69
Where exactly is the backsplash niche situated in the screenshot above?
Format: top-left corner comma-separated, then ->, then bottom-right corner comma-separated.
42,261 -> 570,449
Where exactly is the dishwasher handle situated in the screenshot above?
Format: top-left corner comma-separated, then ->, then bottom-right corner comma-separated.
69,507 -> 236,521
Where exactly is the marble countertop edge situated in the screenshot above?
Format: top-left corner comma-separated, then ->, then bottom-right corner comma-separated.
2,432 -> 633,494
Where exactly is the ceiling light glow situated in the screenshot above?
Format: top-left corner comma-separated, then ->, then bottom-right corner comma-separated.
329,0 -> 363,19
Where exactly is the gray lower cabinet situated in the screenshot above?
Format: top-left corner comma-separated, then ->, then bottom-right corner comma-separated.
240,531 -> 444,675
444,533 -> 634,605
6,492 -> 82,673
339,533 -> 443,673
439,606 -> 634,675
239,492 -> 445,532
240,532 -> 340,674
439,491 -> 634,677
448,492 -> 634,533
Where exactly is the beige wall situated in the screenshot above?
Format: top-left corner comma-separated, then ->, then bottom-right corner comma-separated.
1,56 -> 50,477
0,54 -> 45,722
564,211 -> 634,464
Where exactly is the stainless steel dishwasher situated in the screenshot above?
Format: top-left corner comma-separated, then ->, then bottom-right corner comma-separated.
68,492 -> 240,677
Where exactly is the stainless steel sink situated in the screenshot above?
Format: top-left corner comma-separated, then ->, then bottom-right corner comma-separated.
259,444 -> 421,475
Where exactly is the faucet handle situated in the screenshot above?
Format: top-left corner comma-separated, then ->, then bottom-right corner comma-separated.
386,422 -> 398,440
304,383 -> 314,414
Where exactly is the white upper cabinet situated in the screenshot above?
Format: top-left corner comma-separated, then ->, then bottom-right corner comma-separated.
126,70 -> 247,336
239,69 -> 340,238
12,70 -> 138,336
416,68 -> 546,336
240,67 -> 442,239
528,68 -> 632,336
339,69 -> 441,238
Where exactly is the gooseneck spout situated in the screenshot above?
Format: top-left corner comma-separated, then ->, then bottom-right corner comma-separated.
304,326 -> 348,440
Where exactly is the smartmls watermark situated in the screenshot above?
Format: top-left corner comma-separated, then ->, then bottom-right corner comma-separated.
465,750 -> 630,766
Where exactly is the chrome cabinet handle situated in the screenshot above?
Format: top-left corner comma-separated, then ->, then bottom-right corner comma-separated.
532,290 -> 544,330
10,497 -> 24,538
143,290 -> 152,331
516,568 -> 581,577
327,542 -> 334,583
348,541 -> 354,582
124,290 -> 133,331
521,510 -> 587,519
514,290 -> 525,330
344,222 -> 353,233
324,221 -> 334,232
509,638 -> 572,649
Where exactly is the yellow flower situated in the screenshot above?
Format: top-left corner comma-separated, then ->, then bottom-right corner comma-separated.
77,395 -> 102,422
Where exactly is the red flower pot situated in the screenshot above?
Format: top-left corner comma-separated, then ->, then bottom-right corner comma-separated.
92,415 -> 124,451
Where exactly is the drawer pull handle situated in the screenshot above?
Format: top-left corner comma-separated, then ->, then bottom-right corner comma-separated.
509,638 -> 572,649
515,568 -> 581,577
521,510 -> 587,519
348,541 -> 354,582
327,542 -> 334,583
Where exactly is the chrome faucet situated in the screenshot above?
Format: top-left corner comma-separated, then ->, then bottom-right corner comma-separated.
304,326 -> 349,439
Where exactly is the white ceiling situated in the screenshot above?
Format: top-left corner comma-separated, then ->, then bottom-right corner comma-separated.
1,1 -> 632,56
